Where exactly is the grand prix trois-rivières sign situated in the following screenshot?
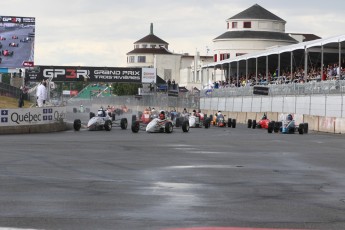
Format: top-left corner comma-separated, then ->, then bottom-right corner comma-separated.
25,66 -> 157,83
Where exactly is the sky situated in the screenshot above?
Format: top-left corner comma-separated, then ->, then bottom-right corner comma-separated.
2,0 -> 345,67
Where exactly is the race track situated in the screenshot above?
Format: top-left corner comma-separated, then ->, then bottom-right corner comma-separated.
0,122 -> 344,230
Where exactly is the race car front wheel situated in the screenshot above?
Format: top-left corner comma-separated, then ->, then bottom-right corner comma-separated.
73,119 -> 81,131
131,121 -> 140,133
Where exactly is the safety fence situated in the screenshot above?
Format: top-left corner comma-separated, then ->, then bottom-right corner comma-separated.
200,80 -> 345,98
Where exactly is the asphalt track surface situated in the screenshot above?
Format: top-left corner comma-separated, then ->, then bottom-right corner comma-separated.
1,121 -> 345,230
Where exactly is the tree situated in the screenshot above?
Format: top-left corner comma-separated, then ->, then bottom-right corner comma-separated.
111,83 -> 141,96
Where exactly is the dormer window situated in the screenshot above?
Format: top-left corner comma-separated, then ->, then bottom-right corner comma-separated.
243,21 -> 251,28
232,22 -> 238,28
142,44 -> 147,48
151,44 -> 156,48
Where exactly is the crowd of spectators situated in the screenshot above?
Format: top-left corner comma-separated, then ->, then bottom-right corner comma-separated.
211,63 -> 344,88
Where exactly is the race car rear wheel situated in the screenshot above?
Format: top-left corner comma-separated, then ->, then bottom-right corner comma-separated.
268,121 -> 274,133
90,112 -> 95,119
73,119 -> 81,131
204,118 -> 210,128
231,119 -> 236,128
252,120 -> 257,129
298,123 -> 304,135
131,121 -> 140,133
274,121 -> 280,133
182,120 -> 189,132
165,122 -> 173,133
120,118 -> 128,130
104,120 -> 112,131
303,123 -> 309,134
228,118 -> 232,127
132,115 -> 137,123
247,119 -> 252,128
175,118 -> 180,127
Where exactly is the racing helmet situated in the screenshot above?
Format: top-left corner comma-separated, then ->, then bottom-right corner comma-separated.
97,110 -> 104,116
287,114 -> 293,121
159,111 -> 165,120
262,113 -> 267,119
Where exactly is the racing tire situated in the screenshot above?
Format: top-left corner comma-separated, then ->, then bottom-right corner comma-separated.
268,121 -> 274,133
298,123 -> 304,135
252,120 -> 257,129
73,119 -> 81,131
132,115 -> 137,123
227,118 -> 232,127
231,119 -> 236,128
175,118 -> 180,127
104,120 -> 112,131
274,121 -> 280,133
182,120 -> 190,132
204,118 -> 211,128
131,121 -> 140,133
165,122 -> 173,133
90,112 -> 95,119
120,118 -> 128,130
247,119 -> 252,128
112,113 -> 116,121
303,123 -> 309,134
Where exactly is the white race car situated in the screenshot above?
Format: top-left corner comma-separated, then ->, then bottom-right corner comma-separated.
132,113 -> 189,133
73,108 -> 127,131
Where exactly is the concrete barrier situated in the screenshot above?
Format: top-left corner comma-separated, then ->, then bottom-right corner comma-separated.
335,118 -> 345,134
0,121 -> 70,135
319,117 -> 336,133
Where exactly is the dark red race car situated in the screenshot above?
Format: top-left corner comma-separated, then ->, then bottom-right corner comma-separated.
1,50 -> 14,56
0,36 -> 6,40
247,113 -> 270,129
12,35 -> 18,39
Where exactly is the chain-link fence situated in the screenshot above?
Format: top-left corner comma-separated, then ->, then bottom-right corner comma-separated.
200,80 -> 345,98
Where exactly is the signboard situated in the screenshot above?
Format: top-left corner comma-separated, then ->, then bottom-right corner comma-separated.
141,68 -> 156,83
0,15 -> 35,68
253,86 -> 269,96
25,66 -> 156,84
0,107 -> 66,127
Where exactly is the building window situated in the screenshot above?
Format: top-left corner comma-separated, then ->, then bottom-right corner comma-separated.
232,22 -> 237,28
142,44 -> 147,48
128,56 -> 135,63
151,44 -> 156,48
227,22 -> 229,29
214,54 -> 217,62
134,45 -> 139,49
243,21 -> 251,28
138,56 -> 146,63
220,53 -> 230,61
236,53 -> 247,56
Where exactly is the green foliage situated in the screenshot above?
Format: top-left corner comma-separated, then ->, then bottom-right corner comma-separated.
1,73 -> 11,84
111,83 -> 141,96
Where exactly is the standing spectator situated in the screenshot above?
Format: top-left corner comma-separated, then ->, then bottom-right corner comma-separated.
18,86 -> 27,108
172,79 -> 176,90
167,79 -> 171,90
36,81 -> 47,107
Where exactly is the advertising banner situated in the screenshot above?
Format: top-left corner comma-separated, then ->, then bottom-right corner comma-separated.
0,15 -> 35,68
0,107 -> 66,127
25,66 -> 155,83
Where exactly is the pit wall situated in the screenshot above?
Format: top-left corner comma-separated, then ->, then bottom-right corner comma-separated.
200,95 -> 345,134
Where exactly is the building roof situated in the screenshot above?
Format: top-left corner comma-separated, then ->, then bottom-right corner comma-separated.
127,47 -> 173,55
134,23 -> 168,45
289,33 -> 321,42
214,31 -> 297,43
229,4 -> 285,23
134,34 -> 169,45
